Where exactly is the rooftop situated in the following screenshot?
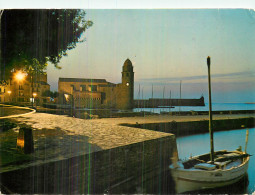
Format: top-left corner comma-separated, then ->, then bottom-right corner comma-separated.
123,58 -> 133,72
59,78 -> 107,83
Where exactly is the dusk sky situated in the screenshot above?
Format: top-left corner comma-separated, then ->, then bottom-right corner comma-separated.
46,8 -> 255,103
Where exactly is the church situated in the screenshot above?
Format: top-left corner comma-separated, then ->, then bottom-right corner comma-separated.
58,59 -> 134,110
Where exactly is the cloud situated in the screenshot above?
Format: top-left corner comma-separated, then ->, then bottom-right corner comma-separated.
138,71 -> 255,84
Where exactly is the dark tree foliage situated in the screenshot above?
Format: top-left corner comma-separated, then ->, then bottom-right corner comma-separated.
42,90 -> 59,98
1,9 -> 93,78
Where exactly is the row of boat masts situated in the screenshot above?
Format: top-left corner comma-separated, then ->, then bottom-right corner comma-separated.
136,80 -> 182,112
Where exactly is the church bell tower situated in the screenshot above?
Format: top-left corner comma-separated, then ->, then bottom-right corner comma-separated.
118,59 -> 134,109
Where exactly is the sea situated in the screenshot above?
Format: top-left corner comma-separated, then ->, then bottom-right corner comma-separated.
133,103 -> 255,113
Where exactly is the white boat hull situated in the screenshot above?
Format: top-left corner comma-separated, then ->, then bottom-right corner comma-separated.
170,153 -> 249,193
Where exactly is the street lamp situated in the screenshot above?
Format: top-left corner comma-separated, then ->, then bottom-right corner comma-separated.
7,90 -> 11,103
15,71 -> 26,81
33,93 -> 37,108
14,71 -> 26,102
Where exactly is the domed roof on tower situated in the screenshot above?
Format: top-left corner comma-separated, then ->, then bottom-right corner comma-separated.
123,58 -> 133,72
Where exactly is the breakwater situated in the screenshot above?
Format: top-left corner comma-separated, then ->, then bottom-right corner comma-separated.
121,117 -> 255,137
134,96 -> 205,108
160,110 -> 255,116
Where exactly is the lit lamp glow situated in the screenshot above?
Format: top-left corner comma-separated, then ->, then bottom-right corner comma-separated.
14,71 -> 26,102
64,94 -> 70,101
15,71 -> 26,81
7,90 -> 11,103
32,93 -> 37,107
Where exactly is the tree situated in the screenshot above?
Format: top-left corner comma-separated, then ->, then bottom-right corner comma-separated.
42,90 -> 59,98
1,9 -> 93,79
42,90 -> 52,97
24,58 -> 47,75
22,58 -> 48,107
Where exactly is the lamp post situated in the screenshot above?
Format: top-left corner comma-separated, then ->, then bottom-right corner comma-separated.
7,90 -> 11,103
31,76 -> 33,108
14,71 -> 26,103
33,93 -> 37,109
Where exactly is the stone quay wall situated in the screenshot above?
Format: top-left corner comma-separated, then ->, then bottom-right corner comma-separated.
1,134 -> 177,194
122,117 -> 255,137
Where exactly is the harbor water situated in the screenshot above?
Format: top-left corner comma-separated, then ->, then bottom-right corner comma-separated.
176,127 -> 255,194
133,103 -> 255,113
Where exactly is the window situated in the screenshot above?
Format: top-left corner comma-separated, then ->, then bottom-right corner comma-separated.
80,85 -> 86,91
71,85 -> 76,91
89,85 -> 97,92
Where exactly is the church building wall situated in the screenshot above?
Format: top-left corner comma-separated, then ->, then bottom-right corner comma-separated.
58,59 -> 134,110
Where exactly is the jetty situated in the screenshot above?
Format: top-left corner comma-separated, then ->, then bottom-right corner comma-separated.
134,96 -> 205,108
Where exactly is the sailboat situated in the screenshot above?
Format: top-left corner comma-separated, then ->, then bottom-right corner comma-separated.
169,57 -> 250,193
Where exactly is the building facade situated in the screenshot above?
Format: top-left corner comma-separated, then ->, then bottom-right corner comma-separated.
0,73 -> 50,105
58,59 -> 134,110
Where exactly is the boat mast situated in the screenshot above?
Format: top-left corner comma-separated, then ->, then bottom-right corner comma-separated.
179,80 -> 182,114
138,84 -> 140,111
207,56 -> 214,162
169,90 -> 171,112
163,86 -> 165,99
152,84 -> 154,112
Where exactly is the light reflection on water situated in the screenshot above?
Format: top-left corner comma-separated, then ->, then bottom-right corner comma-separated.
176,128 -> 255,194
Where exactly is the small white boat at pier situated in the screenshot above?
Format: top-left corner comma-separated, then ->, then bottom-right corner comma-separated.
170,149 -> 250,193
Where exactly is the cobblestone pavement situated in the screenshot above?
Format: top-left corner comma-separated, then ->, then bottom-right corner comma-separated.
2,112 -> 253,172
14,113 -> 171,150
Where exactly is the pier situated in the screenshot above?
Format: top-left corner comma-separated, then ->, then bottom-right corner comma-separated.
134,96 -> 205,108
